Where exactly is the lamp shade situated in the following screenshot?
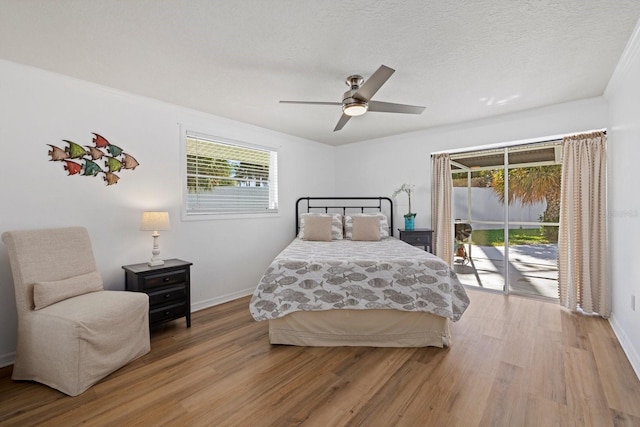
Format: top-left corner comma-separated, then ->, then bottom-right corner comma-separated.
140,211 -> 171,231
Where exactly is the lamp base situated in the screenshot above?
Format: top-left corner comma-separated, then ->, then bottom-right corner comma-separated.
148,258 -> 165,267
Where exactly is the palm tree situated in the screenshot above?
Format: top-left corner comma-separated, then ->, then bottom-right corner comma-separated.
491,165 -> 561,241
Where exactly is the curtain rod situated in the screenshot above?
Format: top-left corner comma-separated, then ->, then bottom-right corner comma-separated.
432,129 -> 606,158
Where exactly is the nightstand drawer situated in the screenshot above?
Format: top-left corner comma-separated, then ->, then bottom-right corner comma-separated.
148,285 -> 187,306
398,228 -> 433,253
402,233 -> 429,245
149,302 -> 187,324
141,269 -> 187,289
123,259 -> 193,328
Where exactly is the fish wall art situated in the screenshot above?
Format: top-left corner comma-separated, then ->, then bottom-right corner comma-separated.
47,133 -> 140,186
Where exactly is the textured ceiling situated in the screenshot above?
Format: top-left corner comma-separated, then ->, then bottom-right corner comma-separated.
1,1 -> 639,146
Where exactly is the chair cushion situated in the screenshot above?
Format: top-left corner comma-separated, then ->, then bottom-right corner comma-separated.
33,271 -> 103,310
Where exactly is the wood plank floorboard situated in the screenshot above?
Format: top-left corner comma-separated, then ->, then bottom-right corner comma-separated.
1,289 -> 639,426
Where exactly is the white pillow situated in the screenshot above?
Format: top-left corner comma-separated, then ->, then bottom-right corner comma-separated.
345,213 -> 389,239
299,213 -> 343,240
33,271 -> 104,310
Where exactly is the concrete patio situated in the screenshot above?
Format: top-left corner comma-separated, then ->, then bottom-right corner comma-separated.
452,243 -> 559,299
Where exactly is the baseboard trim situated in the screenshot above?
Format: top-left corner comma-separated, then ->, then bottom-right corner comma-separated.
609,314 -> 640,381
0,351 -> 15,369
191,288 -> 254,312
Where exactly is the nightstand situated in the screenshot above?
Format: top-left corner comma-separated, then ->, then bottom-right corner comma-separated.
398,228 -> 433,253
122,259 -> 193,328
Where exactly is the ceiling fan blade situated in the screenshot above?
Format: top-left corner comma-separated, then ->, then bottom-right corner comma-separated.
353,65 -> 395,102
368,100 -> 426,114
279,101 -> 342,106
333,114 -> 351,132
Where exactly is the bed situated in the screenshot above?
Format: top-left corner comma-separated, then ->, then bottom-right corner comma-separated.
249,197 -> 470,347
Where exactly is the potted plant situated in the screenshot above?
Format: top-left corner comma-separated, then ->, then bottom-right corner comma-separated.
393,184 -> 416,230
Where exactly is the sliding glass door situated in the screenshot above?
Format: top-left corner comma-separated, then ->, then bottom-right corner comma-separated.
450,143 -> 560,299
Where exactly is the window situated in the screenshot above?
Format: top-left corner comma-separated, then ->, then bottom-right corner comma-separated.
184,132 -> 278,216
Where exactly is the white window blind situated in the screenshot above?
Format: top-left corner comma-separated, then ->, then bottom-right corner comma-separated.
185,134 -> 278,215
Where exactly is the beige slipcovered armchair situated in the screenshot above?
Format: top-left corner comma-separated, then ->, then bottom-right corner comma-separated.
1,226 -> 150,396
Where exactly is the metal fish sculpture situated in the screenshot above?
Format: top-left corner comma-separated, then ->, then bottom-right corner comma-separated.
107,144 -> 123,157
63,160 -> 82,175
86,146 -> 105,160
105,156 -> 123,172
92,132 -> 110,148
102,171 -> 120,186
82,159 -> 103,177
47,144 -> 69,161
122,153 -> 140,170
63,140 -> 88,159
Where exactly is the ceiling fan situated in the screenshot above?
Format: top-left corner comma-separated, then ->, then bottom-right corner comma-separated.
279,65 -> 426,131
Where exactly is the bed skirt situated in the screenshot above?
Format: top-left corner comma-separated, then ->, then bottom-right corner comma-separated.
268,309 -> 450,348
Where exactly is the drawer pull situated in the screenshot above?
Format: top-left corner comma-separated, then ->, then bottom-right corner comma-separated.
165,310 -> 171,315
163,277 -> 170,282
164,293 -> 171,299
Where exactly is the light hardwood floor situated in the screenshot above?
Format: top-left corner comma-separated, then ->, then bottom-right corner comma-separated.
1,289 -> 640,426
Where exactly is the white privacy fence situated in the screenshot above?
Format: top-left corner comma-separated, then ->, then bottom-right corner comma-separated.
453,187 -> 547,230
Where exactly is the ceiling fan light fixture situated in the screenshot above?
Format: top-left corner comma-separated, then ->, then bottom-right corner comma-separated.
343,101 -> 368,117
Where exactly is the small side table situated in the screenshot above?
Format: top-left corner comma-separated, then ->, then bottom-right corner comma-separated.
122,259 -> 193,328
398,228 -> 433,253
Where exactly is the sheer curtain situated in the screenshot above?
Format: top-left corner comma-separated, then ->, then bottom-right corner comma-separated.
431,153 -> 454,264
558,131 -> 609,317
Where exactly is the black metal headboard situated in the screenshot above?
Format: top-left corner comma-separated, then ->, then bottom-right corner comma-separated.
295,196 -> 394,237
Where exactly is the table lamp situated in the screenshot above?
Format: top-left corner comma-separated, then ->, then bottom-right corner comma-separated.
140,211 -> 171,266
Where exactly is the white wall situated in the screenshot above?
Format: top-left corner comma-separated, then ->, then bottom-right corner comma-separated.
335,97 -> 608,234
0,59 -> 335,365
604,20 -> 640,378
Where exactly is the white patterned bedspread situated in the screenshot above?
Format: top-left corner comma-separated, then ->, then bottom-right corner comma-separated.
250,238 -> 470,322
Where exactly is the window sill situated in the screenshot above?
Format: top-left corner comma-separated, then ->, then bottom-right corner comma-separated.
181,211 -> 280,222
